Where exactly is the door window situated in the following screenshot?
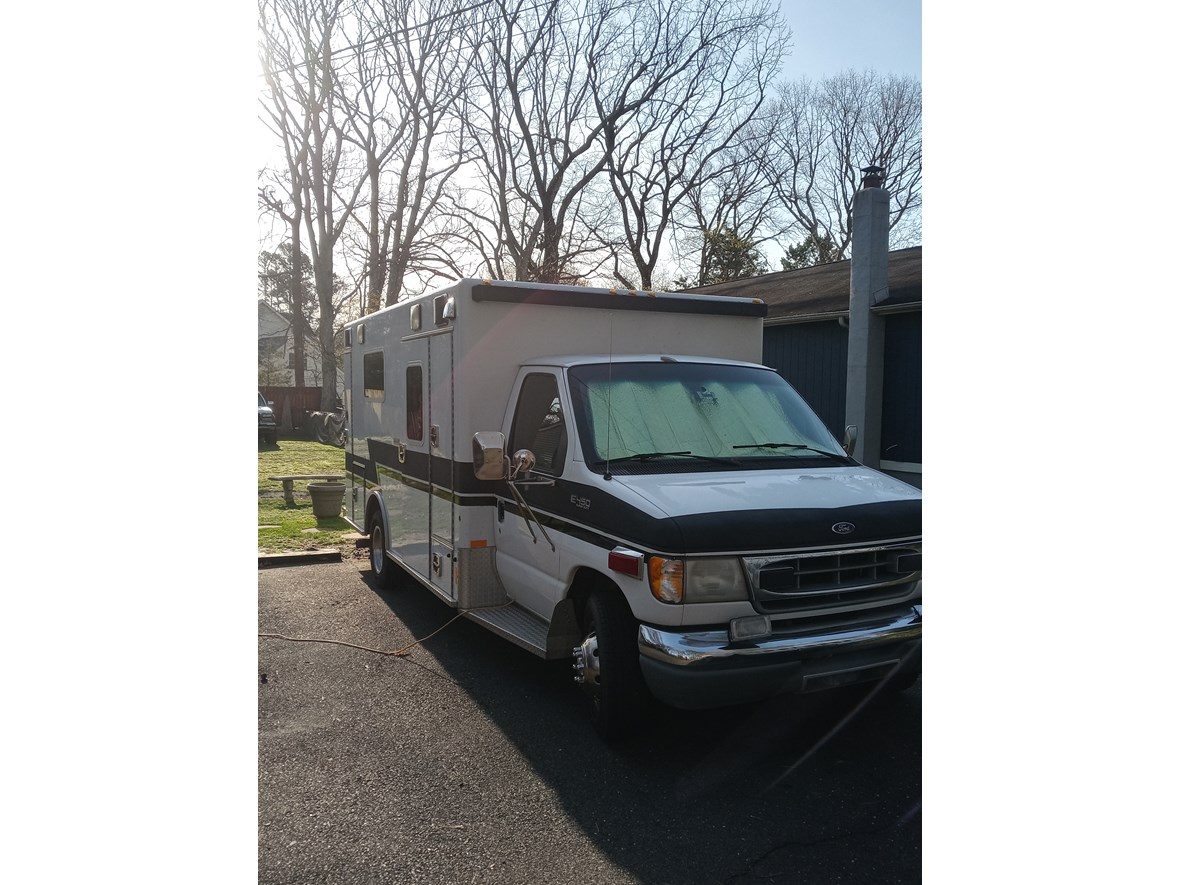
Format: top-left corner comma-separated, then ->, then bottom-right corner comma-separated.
406,364 -> 424,441
509,373 -> 567,475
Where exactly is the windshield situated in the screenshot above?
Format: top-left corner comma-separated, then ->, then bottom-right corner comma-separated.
258,392 -> 268,408
567,361 -> 847,474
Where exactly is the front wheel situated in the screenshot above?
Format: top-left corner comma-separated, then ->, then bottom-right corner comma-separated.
368,512 -> 396,590
574,590 -> 648,739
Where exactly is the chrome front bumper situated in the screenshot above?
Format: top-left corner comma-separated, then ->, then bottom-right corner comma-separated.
636,605 -> 922,709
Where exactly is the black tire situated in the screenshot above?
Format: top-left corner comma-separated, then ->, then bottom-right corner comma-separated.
368,511 -> 397,590
313,414 -> 331,444
265,430 -> 277,445
578,590 -> 648,739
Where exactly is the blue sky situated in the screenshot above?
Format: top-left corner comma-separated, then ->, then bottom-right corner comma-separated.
777,0 -> 921,80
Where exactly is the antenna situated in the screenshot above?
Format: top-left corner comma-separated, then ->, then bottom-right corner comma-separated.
604,313 -> 613,481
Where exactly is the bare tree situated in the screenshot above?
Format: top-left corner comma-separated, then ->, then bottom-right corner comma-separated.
600,0 -> 786,290
258,4 -> 313,390
762,70 -> 922,263
674,139 -> 790,287
461,0 -> 605,282
260,0 -> 371,409
462,0 -> 777,284
339,0 -> 479,311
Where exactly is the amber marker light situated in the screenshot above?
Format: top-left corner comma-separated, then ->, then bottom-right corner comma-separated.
647,556 -> 684,603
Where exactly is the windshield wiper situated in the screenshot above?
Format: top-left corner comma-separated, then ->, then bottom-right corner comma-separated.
732,442 -> 847,460
596,450 -> 741,467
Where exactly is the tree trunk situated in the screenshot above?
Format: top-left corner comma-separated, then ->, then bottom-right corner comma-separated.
365,150 -> 384,314
316,258 -> 337,411
289,215 -> 306,389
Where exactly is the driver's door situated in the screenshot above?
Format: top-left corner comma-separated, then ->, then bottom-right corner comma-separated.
494,371 -> 567,620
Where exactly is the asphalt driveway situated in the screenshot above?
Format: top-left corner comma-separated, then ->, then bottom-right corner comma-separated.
259,556 -> 921,884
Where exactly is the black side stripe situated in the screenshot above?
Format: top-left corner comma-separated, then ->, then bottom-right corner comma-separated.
354,441 -> 920,554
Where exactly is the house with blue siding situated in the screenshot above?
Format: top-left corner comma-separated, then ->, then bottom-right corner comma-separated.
685,246 -> 921,488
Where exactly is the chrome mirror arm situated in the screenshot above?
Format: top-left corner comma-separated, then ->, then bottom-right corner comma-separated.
506,448 -> 555,551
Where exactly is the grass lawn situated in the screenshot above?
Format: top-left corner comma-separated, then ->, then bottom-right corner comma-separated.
258,439 -> 353,553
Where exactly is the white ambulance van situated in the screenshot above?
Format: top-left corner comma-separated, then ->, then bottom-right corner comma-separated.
342,279 -> 921,737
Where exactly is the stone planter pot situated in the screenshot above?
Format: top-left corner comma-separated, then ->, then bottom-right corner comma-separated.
307,481 -> 345,519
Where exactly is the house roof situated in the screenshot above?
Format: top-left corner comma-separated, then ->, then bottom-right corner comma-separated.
259,299 -> 291,327
682,245 -> 921,323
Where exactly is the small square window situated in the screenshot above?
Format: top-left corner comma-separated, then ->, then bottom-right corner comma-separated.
363,351 -> 384,400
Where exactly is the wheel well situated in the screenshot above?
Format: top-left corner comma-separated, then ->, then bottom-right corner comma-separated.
567,568 -> 624,632
364,496 -> 384,535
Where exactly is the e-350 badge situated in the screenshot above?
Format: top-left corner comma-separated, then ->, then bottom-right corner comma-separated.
570,495 -> 591,511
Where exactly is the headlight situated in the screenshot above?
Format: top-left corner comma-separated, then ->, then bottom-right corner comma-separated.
684,558 -> 748,603
647,557 -> 749,604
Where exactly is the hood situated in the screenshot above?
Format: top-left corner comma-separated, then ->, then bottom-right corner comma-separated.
610,466 -> 921,551
615,466 -> 919,515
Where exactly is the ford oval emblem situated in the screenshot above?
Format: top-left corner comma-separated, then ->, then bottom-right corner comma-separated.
832,522 -> 855,535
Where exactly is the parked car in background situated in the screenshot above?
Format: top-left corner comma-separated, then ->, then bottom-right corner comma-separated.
258,391 -> 277,444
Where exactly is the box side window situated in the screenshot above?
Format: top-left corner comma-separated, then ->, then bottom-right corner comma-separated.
363,351 -> 385,401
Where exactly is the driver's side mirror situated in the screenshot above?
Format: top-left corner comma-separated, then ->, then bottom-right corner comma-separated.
842,424 -> 858,457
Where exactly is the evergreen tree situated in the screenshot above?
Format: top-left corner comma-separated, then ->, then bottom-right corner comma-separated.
698,226 -> 769,285
779,234 -> 835,271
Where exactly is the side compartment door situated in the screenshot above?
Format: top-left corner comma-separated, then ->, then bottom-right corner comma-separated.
494,371 -> 567,620
389,351 -> 431,578
428,332 -> 455,600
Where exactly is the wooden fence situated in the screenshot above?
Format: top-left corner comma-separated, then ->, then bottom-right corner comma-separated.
260,386 -> 333,430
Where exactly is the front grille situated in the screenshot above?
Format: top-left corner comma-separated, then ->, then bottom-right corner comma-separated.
744,542 -> 920,614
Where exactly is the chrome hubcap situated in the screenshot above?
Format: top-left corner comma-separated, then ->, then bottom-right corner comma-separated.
371,526 -> 384,571
572,632 -> 601,696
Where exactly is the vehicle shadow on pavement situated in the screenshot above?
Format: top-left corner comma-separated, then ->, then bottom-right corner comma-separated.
359,566 -> 922,885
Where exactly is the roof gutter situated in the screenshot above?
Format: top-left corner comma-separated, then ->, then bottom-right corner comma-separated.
763,301 -> 919,326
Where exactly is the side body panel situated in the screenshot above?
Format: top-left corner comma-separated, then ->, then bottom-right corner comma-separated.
344,298 -> 457,600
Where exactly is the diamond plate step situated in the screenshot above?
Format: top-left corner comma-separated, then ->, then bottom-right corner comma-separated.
465,603 -> 550,657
